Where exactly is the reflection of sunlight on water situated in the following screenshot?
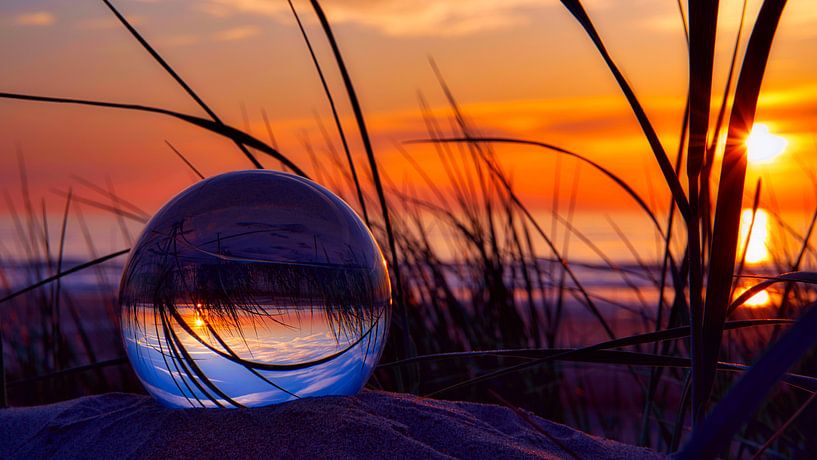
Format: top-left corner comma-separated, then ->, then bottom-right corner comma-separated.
739,208 -> 769,265
735,286 -> 771,308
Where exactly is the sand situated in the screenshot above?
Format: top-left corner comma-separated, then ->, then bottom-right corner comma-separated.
0,390 -> 664,459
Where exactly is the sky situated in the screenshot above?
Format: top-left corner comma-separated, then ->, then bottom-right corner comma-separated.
2,0 -> 817,227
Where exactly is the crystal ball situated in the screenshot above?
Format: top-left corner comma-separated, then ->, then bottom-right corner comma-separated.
119,170 -> 391,408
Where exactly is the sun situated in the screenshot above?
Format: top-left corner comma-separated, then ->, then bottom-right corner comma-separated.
745,123 -> 787,164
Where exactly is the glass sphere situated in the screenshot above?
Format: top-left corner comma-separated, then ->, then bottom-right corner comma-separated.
119,170 -> 391,408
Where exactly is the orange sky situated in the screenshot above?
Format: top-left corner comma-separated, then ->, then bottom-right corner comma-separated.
2,0 -> 817,224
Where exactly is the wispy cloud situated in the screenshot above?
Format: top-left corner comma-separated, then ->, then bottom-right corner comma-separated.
15,11 -> 57,27
202,0 -> 551,37
212,25 -> 261,42
156,25 -> 261,48
159,34 -> 202,47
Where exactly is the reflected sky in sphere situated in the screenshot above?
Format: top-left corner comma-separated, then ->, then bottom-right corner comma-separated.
119,171 -> 391,408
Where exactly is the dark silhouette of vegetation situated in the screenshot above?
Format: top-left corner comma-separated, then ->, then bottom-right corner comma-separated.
3,0 -> 817,457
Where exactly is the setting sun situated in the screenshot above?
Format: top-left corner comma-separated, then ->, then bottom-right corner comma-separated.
746,123 -> 787,164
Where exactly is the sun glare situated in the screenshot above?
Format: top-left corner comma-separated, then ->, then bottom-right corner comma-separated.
738,208 -> 769,264
746,123 -> 787,164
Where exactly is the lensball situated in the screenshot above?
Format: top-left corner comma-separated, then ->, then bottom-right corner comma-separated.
119,170 -> 391,408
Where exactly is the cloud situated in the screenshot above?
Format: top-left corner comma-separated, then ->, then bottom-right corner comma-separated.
212,25 -> 261,42
155,25 -> 260,48
160,34 -> 202,47
202,0 -> 552,37
15,11 -> 56,27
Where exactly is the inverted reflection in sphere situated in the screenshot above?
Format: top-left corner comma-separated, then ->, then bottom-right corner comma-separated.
119,170 -> 391,408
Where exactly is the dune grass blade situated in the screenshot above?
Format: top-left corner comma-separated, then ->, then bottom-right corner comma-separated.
686,0 -> 719,178
51,190 -> 72,371
670,372 -> 693,451
677,0 -> 689,42
70,175 -> 149,218
159,310 -> 238,408
419,348 -> 817,395
728,271 -> 817,313
424,137 -> 615,339
51,189 -> 147,224
0,249 -> 130,306
384,319 -> 793,397
155,310 -> 204,408
733,180 -> 762,291
639,98 -> 689,447
678,296 -> 817,459
750,391 -> 817,459
414,69 -> 618,340
686,0 -> 720,426
0,92 -> 307,177
165,309 -> 298,398
791,208 -> 817,272
559,0 -> 690,221
698,0 -> 788,420
409,137 -> 666,236
701,0 -> 750,252
16,153 -> 44,277
101,0 -> 262,169
286,0 -> 369,225
489,390 -> 582,460
379,319 -> 790,369
165,141 -> 204,180
161,305 -> 379,372
7,357 -> 128,387
307,0 -> 410,361
62,293 -> 110,391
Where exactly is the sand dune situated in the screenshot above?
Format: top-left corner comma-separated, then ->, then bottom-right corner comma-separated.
0,390 -> 663,459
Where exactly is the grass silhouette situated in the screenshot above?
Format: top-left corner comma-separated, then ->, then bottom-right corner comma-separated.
3,0 -> 817,457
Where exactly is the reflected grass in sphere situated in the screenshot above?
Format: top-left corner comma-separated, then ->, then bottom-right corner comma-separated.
119,170 -> 391,408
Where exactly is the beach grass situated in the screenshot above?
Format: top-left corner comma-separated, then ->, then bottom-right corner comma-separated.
2,0 -> 817,457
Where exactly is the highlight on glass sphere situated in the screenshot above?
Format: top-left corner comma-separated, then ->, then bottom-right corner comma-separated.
118,170 -> 391,408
